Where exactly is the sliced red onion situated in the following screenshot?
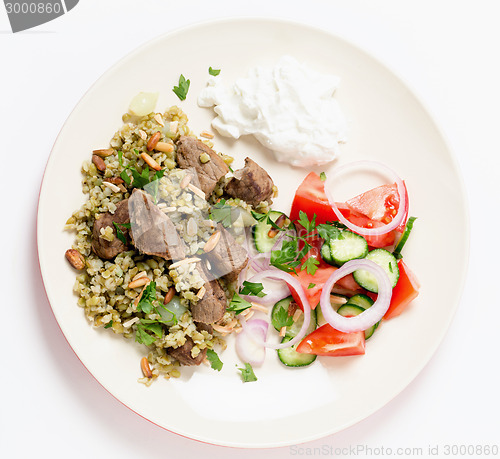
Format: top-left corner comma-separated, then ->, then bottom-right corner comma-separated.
239,270 -> 311,350
235,319 -> 268,366
320,259 -> 392,333
324,160 -> 406,236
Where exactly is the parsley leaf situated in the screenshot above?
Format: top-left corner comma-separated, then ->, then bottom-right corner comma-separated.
117,150 -> 124,167
240,281 -> 265,298
316,223 -> 341,241
209,199 -> 234,227
238,363 -> 258,383
135,323 -> 157,346
302,257 -> 320,275
173,74 -> 190,100
298,211 -> 316,234
209,67 -> 221,76
320,172 -> 326,181
206,349 -> 223,371
227,293 -> 253,314
251,210 -> 267,222
308,283 -> 316,289
112,222 -> 131,244
139,319 -> 163,338
120,169 -> 131,185
136,281 -> 157,314
273,304 -> 294,330
104,321 -> 113,329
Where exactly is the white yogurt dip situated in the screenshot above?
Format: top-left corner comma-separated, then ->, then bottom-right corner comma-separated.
198,56 -> 347,167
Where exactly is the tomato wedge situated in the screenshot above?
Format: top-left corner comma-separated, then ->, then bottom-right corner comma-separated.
296,324 -> 365,356
383,260 -> 420,319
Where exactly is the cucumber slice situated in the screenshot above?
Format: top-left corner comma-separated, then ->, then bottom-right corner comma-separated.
277,336 -> 317,367
315,294 -> 348,326
346,294 -> 374,309
320,240 -> 335,265
271,296 -> 317,338
337,304 -> 379,340
328,230 -> 368,266
252,211 -> 286,253
353,248 -> 400,293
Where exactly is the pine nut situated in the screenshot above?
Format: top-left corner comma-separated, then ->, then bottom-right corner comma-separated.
292,309 -> 303,322
128,277 -> 150,289
102,181 -> 121,193
141,357 -> 153,379
200,130 -> 214,139
138,130 -> 147,140
140,152 -> 161,171
132,271 -> 148,282
104,177 -> 125,185
147,131 -> 161,151
203,231 -> 221,253
154,114 -> 165,127
187,183 -> 206,200
169,257 -> 201,269
163,287 -> 175,305
155,141 -> 174,153
267,213 -> 287,238
92,154 -> 106,172
196,286 -> 206,299
93,149 -> 114,157
279,326 -> 287,337
65,249 -> 85,270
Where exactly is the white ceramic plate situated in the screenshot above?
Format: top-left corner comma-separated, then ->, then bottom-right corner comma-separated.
37,18 -> 468,448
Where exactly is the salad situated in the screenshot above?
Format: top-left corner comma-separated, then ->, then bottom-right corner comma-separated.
234,161 -> 420,368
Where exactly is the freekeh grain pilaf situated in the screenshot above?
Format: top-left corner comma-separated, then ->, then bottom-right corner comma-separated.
64,106 -> 272,385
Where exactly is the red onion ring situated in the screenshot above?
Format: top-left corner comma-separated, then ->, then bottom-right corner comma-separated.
324,160 -> 406,236
238,270 -> 312,350
235,319 -> 268,366
320,259 -> 392,333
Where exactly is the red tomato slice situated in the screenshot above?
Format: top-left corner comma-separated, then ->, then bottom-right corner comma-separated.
367,260 -> 420,319
383,260 -> 420,319
296,324 -> 365,356
346,182 -> 409,232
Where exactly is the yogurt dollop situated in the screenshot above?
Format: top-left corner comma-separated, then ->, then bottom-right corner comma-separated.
198,56 -> 347,167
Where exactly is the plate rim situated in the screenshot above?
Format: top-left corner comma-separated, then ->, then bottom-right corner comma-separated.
36,16 -> 470,448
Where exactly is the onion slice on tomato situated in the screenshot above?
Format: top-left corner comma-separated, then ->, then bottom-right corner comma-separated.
320,259 -> 392,333
324,160 -> 406,236
238,270 -> 312,350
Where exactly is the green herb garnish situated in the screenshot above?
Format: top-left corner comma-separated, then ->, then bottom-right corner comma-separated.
237,363 -> 258,383
104,321 -> 113,329
206,349 -> 223,371
209,67 -> 221,76
308,283 -> 316,289
320,172 -> 326,181
209,199 -> 234,227
302,256 -> 320,275
113,222 -> 131,244
227,293 -> 253,315
173,74 -> 190,100
273,304 -> 294,330
240,281 -> 265,298
136,281 -> 157,314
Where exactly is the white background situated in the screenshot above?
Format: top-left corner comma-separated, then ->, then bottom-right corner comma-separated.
1,1 -> 499,458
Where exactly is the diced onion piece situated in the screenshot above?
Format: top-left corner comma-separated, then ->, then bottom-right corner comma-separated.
235,319 -> 268,366
128,92 -> 159,116
320,259 -> 392,332
324,160 -> 406,236
239,270 -> 311,350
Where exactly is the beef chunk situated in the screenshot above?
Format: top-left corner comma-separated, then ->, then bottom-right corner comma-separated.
128,189 -> 186,261
91,199 -> 130,260
224,157 -> 274,206
176,136 -> 229,197
190,264 -> 227,324
206,224 -> 249,283
167,336 -> 206,366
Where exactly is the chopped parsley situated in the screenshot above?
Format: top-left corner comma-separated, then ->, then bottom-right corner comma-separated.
302,256 -> 320,275
237,363 -> 258,383
320,172 -> 326,181
209,67 -> 221,76
239,281 -> 265,298
308,283 -> 316,289
136,281 -> 157,314
273,304 -> 294,330
206,349 -> 223,371
113,222 -> 131,244
209,199 -> 234,227
226,293 -> 253,315
172,74 -> 190,100
104,321 -> 113,329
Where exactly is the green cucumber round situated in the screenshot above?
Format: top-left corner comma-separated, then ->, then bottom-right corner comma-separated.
353,248 -> 399,293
